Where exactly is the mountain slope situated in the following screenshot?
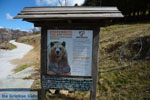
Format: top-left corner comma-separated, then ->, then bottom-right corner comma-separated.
17,23 -> 150,100
98,23 -> 150,100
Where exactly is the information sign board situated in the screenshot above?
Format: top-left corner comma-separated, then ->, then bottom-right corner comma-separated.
47,30 -> 93,77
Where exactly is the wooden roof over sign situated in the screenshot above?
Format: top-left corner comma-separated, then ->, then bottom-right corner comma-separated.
14,7 -> 123,21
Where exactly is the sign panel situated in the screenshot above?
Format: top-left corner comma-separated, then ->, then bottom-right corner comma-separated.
47,30 -> 93,76
42,75 -> 93,91
0,89 -> 38,100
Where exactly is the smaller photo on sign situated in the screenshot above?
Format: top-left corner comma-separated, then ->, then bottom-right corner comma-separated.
47,30 -> 93,76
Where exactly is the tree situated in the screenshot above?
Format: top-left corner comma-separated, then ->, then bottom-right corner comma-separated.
82,0 -> 150,21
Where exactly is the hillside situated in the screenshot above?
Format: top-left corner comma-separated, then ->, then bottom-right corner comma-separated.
17,23 -> 150,100
14,34 -> 41,89
98,23 -> 150,100
0,28 -> 31,50
0,28 -> 30,40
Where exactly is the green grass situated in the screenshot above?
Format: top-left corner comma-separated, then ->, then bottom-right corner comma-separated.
17,34 -> 41,46
0,42 -> 17,50
97,23 -> 150,100
8,42 -> 17,50
31,79 -> 41,89
73,23 -> 150,100
46,94 -> 77,100
14,64 -> 29,73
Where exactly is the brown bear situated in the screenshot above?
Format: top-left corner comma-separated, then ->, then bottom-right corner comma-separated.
47,41 -> 71,76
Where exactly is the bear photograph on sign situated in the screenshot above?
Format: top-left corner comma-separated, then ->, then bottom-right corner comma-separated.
47,41 -> 71,75
47,30 -> 93,76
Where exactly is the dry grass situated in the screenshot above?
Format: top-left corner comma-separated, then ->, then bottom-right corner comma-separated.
13,34 -> 41,66
0,41 -> 17,50
14,23 -> 150,100
97,23 -> 150,100
12,48 -> 40,68
12,34 -> 41,89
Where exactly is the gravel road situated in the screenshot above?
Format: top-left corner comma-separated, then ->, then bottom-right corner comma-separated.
0,40 -> 33,79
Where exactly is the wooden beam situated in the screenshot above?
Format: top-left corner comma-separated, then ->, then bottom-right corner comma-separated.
41,27 -> 47,75
15,13 -> 123,19
20,10 -> 121,14
23,7 -> 119,12
40,27 -> 47,100
33,20 -> 110,28
90,26 -> 100,100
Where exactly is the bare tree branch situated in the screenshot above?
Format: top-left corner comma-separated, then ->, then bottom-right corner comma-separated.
65,0 -> 67,6
58,0 -> 62,6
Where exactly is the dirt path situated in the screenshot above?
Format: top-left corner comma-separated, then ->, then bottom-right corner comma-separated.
0,67 -> 35,88
0,40 -> 35,88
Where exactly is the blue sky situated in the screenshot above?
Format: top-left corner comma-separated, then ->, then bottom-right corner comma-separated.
0,0 -> 85,31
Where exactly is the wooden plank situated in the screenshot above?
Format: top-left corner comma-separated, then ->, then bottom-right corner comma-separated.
39,89 -> 46,100
33,20 -> 108,28
21,10 -> 120,13
20,10 -> 121,15
23,7 -> 118,12
14,13 -> 124,19
90,26 -> 100,100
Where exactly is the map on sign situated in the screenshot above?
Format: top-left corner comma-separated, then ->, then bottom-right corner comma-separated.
47,30 -> 93,76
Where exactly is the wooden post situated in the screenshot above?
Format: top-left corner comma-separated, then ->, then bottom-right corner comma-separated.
4,40 -> 8,49
90,27 -> 100,100
40,26 -> 47,100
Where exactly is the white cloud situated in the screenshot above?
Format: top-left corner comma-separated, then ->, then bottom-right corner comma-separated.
68,0 -> 85,6
35,0 -> 41,5
35,0 -> 58,6
28,25 -> 40,33
16,27 -> 20,30
6,13 -> 15,20
34,0 -> 85,6
22,29 -> 28,32
0,26 -> 3,29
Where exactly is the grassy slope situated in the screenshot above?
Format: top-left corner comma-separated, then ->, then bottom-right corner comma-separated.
14,34 -> 41,70
97,23 -> 150,100
17,23 -> 150,100
0,42 -> 17,50
13,34 -> 41,88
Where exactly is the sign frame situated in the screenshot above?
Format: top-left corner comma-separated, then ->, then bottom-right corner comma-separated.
15,6 -> 123,100
40,23 -> 100,100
